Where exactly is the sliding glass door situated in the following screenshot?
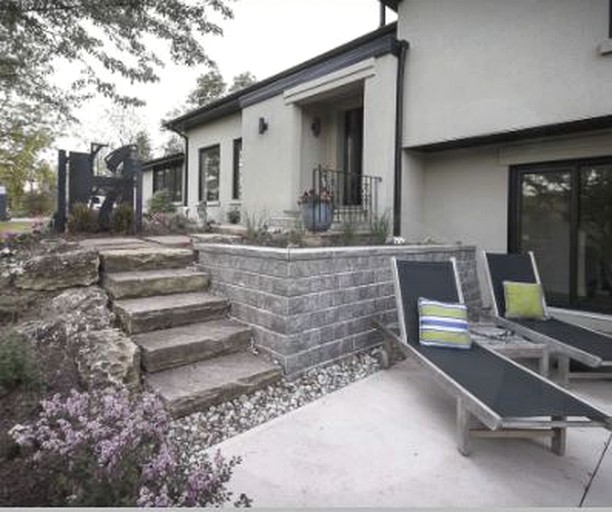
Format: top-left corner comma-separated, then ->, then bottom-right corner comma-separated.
509,157 -> 612,313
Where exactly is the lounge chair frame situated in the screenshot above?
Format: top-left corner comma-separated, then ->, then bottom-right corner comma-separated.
375,257 -> 611,456
481,251 -> 612,385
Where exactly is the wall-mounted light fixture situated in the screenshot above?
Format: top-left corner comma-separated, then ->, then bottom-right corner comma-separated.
258,117 -> 268,134
311,117 -> 321,137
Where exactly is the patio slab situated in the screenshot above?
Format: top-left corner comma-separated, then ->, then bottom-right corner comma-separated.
215,358 -> 611,507
78,237 -> 153,250
144,235 -> 193,248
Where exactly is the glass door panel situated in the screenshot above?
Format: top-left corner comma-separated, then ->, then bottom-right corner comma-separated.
519,171 -> 572,305
578,164 -> 612,310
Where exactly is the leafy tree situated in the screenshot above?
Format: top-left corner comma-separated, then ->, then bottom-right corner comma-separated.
0,128 -> 51,209
187,67 -> 227,108
228,71 -> 257,93
134,130 -> 153,161
1,0 -> 233,125
162,135 -> 185,156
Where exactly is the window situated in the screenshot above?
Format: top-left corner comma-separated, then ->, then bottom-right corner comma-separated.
509,157 -> 612,313
152,166 -> 182,202
232,138 -> 243,200
199,145 -> 220,202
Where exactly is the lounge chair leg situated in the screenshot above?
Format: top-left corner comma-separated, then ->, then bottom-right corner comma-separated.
538,348 -> 550,377
551,416 -> 567,456
557,355 -> 570,388
456,398 -> 471,456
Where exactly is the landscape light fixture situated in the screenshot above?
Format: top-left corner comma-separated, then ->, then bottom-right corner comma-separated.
258,117 -> 268,134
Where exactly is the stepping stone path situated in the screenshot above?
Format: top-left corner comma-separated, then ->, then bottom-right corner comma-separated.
95,237 -> 282,417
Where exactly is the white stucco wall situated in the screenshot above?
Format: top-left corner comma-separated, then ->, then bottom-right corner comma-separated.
363,53 -> 397,221
142,171 -> 153,211
186,113 -> 242,222
397,0 -> 612,146
241,95 -> 302,218
418,130 -> 612,250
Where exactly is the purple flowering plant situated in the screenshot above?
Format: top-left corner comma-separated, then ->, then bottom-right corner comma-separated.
10,388 -> 251,507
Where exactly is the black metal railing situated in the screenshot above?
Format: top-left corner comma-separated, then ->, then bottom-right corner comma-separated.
312,165 -> 382,227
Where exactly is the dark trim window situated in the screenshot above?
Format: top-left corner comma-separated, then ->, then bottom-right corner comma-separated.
199,145 -> 220,202
232,138 -> 243,201
152,166 -> 182,202
509,156 -> 612,313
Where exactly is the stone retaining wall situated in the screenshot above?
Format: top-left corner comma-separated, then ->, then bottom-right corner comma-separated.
195,244 -> 481,376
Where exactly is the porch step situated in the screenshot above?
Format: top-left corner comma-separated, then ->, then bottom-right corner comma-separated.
103,268 -> 210,299
99,247 -> 194,272
113,292 -> 229,334
146,351 -> 282,417
133,319 -> 251,373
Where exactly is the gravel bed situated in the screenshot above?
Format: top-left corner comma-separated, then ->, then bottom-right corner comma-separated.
170,349 -> 381,462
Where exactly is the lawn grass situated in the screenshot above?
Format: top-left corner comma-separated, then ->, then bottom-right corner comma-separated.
0,221 -> 33,234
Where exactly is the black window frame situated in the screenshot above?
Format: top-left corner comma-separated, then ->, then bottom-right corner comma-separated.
198,144 -> 221,203
232,138 -> 243,201
508,155 -> 612,314
152,165 -> 183,203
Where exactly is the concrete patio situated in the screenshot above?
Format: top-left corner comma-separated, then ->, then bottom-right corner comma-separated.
216,358 -> 611,507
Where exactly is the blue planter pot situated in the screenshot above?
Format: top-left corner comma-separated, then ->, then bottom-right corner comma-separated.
301,201 -> 333,232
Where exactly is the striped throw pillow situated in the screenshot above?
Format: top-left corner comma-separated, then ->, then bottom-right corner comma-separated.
418,298 -> 472,349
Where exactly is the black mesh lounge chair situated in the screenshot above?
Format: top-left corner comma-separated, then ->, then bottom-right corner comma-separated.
484,252 -> 612,385
374,258 -> 611,456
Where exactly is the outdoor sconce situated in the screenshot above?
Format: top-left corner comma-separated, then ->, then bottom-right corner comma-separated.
311,117 -> 321,137
258,117 -> 268,134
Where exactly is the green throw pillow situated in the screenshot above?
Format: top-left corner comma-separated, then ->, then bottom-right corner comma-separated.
503,281 -> 546,320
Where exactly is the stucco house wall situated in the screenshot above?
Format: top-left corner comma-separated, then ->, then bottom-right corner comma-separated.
186,113 -> 242,222
397,0 -> 612,147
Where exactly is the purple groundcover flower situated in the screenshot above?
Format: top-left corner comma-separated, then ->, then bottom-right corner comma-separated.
10,387 -> 249,507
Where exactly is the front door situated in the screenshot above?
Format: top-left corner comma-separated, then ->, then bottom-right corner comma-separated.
342,107 -> 363,206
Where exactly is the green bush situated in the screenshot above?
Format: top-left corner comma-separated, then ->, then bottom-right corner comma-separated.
110,204 -> 134,234
0,330 -> 42,396
227,207 -> 241,224
147,190 -> 177,214
22,191 -> 55,217
370,211 -> 391,245
67,203 -> 98,233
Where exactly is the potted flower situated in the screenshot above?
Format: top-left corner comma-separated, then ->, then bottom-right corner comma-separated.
298,188 -> 334,232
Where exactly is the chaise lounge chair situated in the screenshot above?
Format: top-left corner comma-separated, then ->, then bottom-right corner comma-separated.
483,252 -> 612,385
374,258 -> 611,456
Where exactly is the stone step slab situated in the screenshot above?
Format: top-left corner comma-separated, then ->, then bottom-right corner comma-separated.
103,268 -> 210,299
145,351 -> 282,417
99,247 -> 194,272
133,319 -> 252,373
113,292 -> 229,334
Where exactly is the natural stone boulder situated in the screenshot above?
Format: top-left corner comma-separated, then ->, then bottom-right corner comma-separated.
14,250 -> 99,291
19,287 -> 113,344
18,286 -> 141,391
74,328 -> 141,392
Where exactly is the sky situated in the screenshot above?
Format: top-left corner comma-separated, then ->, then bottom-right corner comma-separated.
56,0 -> 396,156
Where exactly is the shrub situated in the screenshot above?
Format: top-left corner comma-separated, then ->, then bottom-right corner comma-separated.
227,206 -> 241,224
370,211 -> 391,245
244,211 -> 269,244
22,191 -> 55,217
110,204 -> 134,234
339,221 -> 356,246
0,330 -> 42,397
147,190 -> 177,214
10,389 -> 250,507
67,203 -> 98,233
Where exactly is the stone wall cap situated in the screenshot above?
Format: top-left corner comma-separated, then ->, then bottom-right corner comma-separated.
194,243 -> 477,261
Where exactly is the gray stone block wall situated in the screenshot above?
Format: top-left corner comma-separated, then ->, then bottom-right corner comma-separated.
195,244 -> 482,376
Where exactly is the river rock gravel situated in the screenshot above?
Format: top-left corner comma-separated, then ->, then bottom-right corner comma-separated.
170,350 -> 381,463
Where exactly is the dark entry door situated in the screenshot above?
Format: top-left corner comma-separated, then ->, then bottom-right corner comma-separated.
343,107 -> 363,206
509,157 -> 612,313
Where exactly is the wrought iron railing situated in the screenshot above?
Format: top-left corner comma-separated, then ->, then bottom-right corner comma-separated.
311,165 -> 382,227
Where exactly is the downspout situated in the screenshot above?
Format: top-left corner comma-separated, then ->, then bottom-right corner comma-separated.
393,39 -> 409,236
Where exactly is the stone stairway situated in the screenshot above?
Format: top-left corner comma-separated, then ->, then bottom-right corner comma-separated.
99,245 -> 282,417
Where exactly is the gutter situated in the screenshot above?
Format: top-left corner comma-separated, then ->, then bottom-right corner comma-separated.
393,39 -> 409,236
